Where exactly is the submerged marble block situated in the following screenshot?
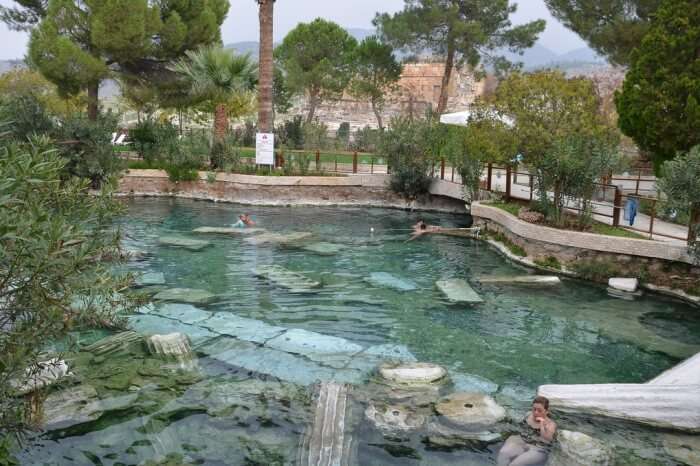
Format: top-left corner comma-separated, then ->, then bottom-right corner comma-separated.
546,430 -> 613,466
153,303 -> 212,325
245,231 -> 313,246
266,328 -> 364,359
379,362 -> 447,385
146,333 -> 193,357
153,288 -> 217,305
538,383 -> 700,432
608,277 -> 639,293
365,403 -> 426,432
192,226 -> 264,235
300,242 -> 345,256
436,278 -> 483,304
128,314 -> 217,345
158,236 -> 211,251
365,272 -> 417,292
648,351 -> 700,385
200,312 -> 286,344
134,272 -> 166,287
12,359 -> 72,395
479,275 -> 561,285
435,392 -> 506,428
253,265 -> 321,293
300,383 -> 354,466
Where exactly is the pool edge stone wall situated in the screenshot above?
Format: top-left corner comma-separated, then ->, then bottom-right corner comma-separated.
116,169 -> 467,214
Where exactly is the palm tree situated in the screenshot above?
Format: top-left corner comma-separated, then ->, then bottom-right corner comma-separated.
171,46 -> 257,142
257,0 -> 275,133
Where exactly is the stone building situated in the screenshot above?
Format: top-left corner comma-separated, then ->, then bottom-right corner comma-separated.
286,62 -> 485,131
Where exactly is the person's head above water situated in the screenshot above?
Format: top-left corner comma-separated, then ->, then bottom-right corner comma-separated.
532,396 -> 550,420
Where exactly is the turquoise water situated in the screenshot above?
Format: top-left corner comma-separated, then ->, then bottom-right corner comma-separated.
19,198 -> 699,465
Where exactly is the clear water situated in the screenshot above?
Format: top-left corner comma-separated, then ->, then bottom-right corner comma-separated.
19,198 -> 700,465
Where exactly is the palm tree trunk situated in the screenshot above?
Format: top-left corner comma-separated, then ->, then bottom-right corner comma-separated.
87,81 -> 99,121
214,103 -> 228,142
371,98 -> 383,130
258,0 -> 274,133
436,40 -> 455,115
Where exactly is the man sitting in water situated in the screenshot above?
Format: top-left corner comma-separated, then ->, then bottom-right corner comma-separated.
232,213 -> 256,228
497,396 -> 557,466
408,219 -> 441,241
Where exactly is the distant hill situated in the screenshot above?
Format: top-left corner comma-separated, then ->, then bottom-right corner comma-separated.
0,60 -> 24,74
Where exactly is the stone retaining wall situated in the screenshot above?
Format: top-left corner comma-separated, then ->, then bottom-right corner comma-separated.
117,170 -> 467,213
471,202 -> 693,265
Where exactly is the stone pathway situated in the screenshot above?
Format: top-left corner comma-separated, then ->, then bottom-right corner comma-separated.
128,304 -> 415,386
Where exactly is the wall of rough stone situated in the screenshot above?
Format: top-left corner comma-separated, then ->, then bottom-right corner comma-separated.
471,202 -> 694,265
117,170 -> 467,213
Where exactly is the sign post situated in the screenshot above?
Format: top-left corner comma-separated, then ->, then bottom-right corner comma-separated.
256,133 -> 274,167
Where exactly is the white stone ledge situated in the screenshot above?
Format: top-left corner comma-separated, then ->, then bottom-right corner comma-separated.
472,202 -> 692,264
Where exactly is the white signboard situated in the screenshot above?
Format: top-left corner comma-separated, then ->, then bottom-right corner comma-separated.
256,132 -> 274,165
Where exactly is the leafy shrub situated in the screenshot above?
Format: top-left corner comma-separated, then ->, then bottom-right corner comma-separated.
275,116 -> 304,149
352,125 -> 380,153
234,121 -> 257,147
380,117 -> 431,200
571,258 -> 648,283
302,121 -> 330,151
534,256 -> 562,270
336,122 -> 350,150
485,229 -> 527,257
0,93 -> 54,142
55,113 -> 125,188
210,134 -> 241,170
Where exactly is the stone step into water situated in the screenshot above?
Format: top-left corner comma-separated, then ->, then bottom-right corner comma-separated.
134,272 -> 166,287
153,288 -> 217,305
538,383 -> 700,432
436,279 -> 483,304
158,236 -> 211,251
192,226 -> 265,236
648,351 -> 700,385
479,275 -> 561,285
253,265 -> 321,293
365,272 -> 417,292
299,382 -> 355,466
245,231 -> 313,246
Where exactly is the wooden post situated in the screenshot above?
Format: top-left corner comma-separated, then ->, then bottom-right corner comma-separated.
529,175 -> 534,202
352,151 -> 358,174
487,163 -> 493,191
635,170 -> 641,196
370,156 -> 374,174
649,199 -> 656,239
315,150 -> 320,171
505,165 -> 512,201
451,165 -> 454,182
334,154 -> 338,172
440,158 -> 445,180
613,188 -> 622,227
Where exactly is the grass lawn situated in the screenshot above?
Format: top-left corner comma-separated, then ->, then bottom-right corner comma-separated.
489,200 -> 524,217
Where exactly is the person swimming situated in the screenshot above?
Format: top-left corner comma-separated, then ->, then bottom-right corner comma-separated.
407,219 -> 441,241
232,213 -> 256,228
497,396 -> 557,466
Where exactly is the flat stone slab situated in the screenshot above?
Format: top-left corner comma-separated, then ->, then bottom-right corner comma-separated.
245,231 -> 313,246
479,275 -> 561,285
663,433 -> 700,466
436,279 -> 483,303
266,328 -> 364,360
538,383 -> 700,432
365,272 -> 417,292
648,351 -> 700,385
608,277 -> 639,293
42,385 -> 101,430
379,362 -> 447,385
200,312 -> 286,344
210,340 -> 361,386
128,314 -> 217,345
363,344 -> 416,362
134,272 -> 166,287
452,373 -> 499,394
153,288 -> 216,305
253,265 -> 321,293
435,393 -> 506,428
158,236 -> 211,251
192,226 -> 265,235
152,303 -> 212,325
300,242 -> 345,256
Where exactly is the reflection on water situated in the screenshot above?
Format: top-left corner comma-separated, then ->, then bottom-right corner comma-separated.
18,198 -> 699,465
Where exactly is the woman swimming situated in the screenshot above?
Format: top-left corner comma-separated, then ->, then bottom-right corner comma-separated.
497,396 -> 557,466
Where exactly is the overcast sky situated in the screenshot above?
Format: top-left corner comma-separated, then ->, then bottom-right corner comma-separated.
0,0 -> 587,60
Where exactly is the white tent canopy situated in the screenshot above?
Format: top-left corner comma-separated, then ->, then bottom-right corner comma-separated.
439,109 -> 514,127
